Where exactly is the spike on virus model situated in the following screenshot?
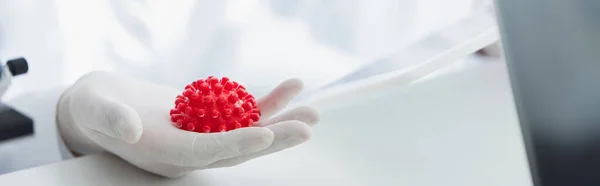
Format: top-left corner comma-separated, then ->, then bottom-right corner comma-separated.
170,76 -> 261,133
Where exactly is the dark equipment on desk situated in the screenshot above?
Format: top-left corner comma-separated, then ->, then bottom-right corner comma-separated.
0,57 -> 33,142
496,0 -> 600,185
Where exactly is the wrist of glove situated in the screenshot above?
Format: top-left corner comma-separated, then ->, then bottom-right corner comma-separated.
56,71 -> 319,178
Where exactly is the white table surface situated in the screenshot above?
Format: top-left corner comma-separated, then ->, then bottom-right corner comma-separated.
0,56 -> 533,186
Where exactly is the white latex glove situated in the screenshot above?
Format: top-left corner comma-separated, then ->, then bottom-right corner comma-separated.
56,71 -> 320,178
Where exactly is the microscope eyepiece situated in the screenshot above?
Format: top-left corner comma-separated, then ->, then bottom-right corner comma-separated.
6,58 -> 28,76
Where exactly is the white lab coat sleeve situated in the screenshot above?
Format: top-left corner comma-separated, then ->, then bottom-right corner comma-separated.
0,86 -> 73,174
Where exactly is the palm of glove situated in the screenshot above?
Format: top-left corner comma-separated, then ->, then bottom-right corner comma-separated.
57,71 -> 319,178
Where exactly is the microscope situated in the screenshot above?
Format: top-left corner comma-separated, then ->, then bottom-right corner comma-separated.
0,57 -> 32,141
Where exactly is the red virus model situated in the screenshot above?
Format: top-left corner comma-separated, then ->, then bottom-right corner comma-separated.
170,76 -> 261,133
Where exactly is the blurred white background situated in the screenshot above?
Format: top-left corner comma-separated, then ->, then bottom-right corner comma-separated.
0,0 -> 489,99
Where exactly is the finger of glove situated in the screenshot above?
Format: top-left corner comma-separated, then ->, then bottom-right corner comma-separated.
257,78 -> 304,118
204,120 -> 311,169
256,106 -> 320,127
69,84 -> 143,144
154,126 -> 274,167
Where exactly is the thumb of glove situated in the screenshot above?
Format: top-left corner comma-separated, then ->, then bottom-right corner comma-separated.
68,83 -> 143,144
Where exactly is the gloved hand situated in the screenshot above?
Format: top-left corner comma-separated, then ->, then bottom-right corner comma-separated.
56,71 -> 319,178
